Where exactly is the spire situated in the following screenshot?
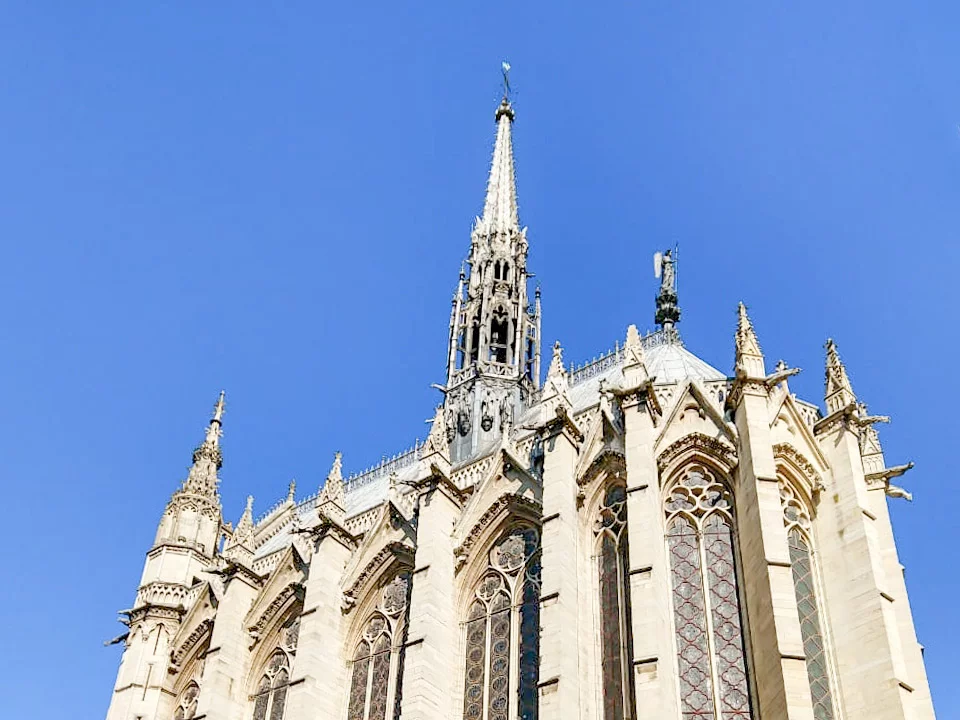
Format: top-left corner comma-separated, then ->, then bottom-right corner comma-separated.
824,339 -> 856,414
477,97 -> 519,236
622,324 -> 649,387
735,303 -> 765,378
317,452 -> 345,523
182,391 -> 226,497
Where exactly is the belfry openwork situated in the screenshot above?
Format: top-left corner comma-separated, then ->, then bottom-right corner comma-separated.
105,83 -> 936,720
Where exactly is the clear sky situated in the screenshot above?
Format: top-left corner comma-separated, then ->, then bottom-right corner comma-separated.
0,3 -> 957,717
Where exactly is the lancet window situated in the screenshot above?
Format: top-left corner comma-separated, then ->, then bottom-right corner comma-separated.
347,573 -> 411,720
779,480 -> 835,720
173,682 -> 199,720
595,484 -> 636,720
665,466 -> 753,720
251,615 -> 300,720
462,526 -> 541,720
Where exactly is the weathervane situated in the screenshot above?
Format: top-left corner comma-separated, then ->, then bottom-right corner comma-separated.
501,61 -> 511,100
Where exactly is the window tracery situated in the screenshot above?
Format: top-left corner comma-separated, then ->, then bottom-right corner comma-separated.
665,466 -> 753,720
779,481 -> 835,720
595,484 -> 636,720
462,527 -> 541,720
173,681 -> 199,720
347,572 -> 411,720
251,614 -> 300,720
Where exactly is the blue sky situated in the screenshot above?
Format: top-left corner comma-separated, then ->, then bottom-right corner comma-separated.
0,3 -> 957,717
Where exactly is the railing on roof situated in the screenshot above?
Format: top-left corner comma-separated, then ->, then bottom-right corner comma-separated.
569,345 -> 625,386
345,440 -> 422,490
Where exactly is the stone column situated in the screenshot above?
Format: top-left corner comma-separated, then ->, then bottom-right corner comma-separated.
814,414 -> 918,720
285,528 -> 355,720
195,567 -> 260,720
537,409 -> 582,718
620,386 -> 678,720
398,475 -> 462,720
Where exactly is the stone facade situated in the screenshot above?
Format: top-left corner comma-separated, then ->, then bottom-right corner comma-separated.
104,91 -> 935,720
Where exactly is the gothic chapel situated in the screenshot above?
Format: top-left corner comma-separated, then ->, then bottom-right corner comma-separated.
105,91 -> 936,720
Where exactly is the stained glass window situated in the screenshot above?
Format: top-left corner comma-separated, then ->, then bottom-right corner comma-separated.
779,481 -> 835,720
596,484 -> 635,720
665,467 -> 754,720
250,613 -> 300,720
461,527 -> 541,720
346,572 -> 411,720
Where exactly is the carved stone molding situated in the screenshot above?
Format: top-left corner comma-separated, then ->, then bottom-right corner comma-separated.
171,618 -> 213,668
248,583 -> 304,642
577,450 -> 626,489
656,432 -> 737,476
773,443 -> 824,495
454,493 -> 542,573
341,541 -> 415,614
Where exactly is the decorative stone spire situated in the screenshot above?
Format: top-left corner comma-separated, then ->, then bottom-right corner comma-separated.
735,303 -> 765,379
421,405 -> 451,463
477,97 -> 519,236
182,390 -> 226,497
317,452 -> 346,524
287,479 -> 296,504
541,340 -> 571,410
234,496 -> 255,547
824,339 -> 856,414
621,323 -> 649,387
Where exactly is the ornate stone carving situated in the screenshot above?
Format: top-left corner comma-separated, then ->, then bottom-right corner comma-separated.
342,541 -> 415,614
657,432 -> 738,475
454,493 -> 541,572
773,443 -> 824,496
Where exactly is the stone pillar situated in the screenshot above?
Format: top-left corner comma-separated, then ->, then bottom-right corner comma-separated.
537,409 -> 582,717
195,567 -> 260,720
105,611 -> 178,720
399,475 -> 462,720
814,414 -> 918,720
733,378 -> 814,720
285,528 -> 356,720
620,387 -> 678,720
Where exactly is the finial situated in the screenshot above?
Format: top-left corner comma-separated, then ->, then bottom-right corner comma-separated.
287,479 -> 296,503
501,61 -> 512,101
245,495 -> 254,514
328,452 -> 343,484
654,248 -> 681,333
421,405 -> 449,459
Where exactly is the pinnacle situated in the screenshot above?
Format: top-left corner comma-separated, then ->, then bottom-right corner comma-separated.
824,338 -> 856,413
421,405 -> 450,460
547,340 -> 565,379
734,303 -> 765,378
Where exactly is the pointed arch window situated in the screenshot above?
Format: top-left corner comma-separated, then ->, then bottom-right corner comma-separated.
780,481 -> 835,720
251,616 -> 300,720
173,682 -> 199,720
347,573 -> 411,720
595,484 -> 636,720
462,526 -> 541,720
665,466 -> 753,720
